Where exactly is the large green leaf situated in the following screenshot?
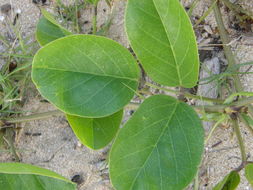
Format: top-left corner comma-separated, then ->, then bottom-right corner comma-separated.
36,9 -> 72,46
126,0 -> 199,88
213,171 -> 240,190
0,163 -> 76,190
109,95 -> 204,190
66,110 -> 123,150
245,163 -> 253,187
32,35 -> 140,118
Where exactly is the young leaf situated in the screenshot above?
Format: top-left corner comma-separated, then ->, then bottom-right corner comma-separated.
36,9 -> 72,46
32,35 -> 140,118
66,110 -> 123,150
0,163 -> 76,190
109,95 -> 204,190
126,0 -> 199,88
245,163 -> 253,187
213,171 -> 240,190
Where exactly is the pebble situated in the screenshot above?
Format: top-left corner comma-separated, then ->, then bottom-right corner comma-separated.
15,8 -> 21,14
32,0 -> 47,5
71,174 -> 83,185
0,3 -> 11,14
0,15 -> 4,22
77,141 -> 83,148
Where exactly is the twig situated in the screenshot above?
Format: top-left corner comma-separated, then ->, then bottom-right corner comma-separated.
145,82 -> 224,104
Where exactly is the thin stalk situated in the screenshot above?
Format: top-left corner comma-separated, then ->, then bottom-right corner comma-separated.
221,0 -> 253,20
74,0 -> 80,33
188,0 -> 200,16
232,97 -> 253,107
213,2 -> 253,117
194,170 -> 199,190
1,103 -> 140,125
205,115 -> 226,144
2,96 -> 253,125
195,96 -> 253,112
213,2 -> 243,92
3,110 -> 62,124
0,33 -> 10,47
146,82 -> 224,103
92,5 -> 98,34
231,118 -> 247,163
194,105 -> 226,113
194,0 -> 218,27
238,114 -> 253,137
5,128 -> 20,162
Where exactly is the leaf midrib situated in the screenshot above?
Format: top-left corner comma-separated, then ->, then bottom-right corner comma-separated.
33,66 -> 138,82
129,101 -> 179,189
151,0 -> 182,86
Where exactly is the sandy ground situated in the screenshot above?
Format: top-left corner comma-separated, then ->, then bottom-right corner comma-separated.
0,0 -> 253,189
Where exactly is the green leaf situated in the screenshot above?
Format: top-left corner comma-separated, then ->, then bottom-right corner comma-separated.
32,35 -> 140,118
66,110 -> 123,150
126,0 -> 199,88
0,163 -> 76,190
109,95 -> 204,190
213,171 -> 240,190
245,163 -> 253,187
36,9 -> 72,46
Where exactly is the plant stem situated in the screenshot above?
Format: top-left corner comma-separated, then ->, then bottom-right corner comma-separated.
205,115 -> 226,144
1,95 -> 253,125
74,0 -> 80,33
3,110 -> 63,124
92,5 -> 98,34
194,105 -> 226,113
232,97 -> 253,107
213,3 -> 242,92
213,2 -> 253,118
0,103 -> 140,126
239,114 -> 253,137
188,0 -> 200,16
145,82 -> 224,103
221,0 -> 253,20
194,170 -> 199,190
195,96 -> 253,113
5,128 -> 20,162
194,0 -> 218,28
231,118 -> 247,163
